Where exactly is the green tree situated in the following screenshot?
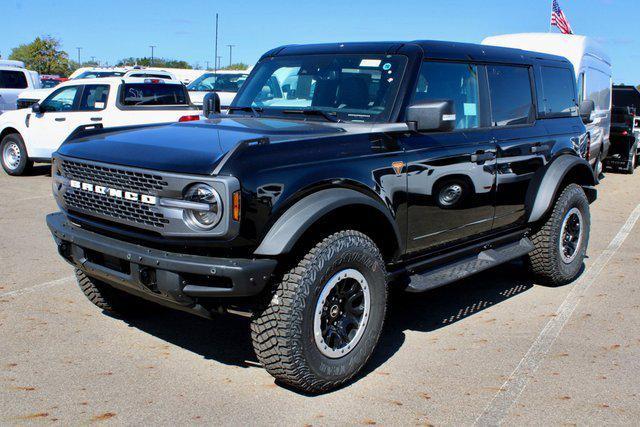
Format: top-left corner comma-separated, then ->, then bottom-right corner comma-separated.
220,62 -> 249,71
9,36 -> 72,76
116,57 -> 192,69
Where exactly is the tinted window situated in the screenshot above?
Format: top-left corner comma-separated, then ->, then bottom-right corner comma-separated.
120,83 -> 188,106
234,54 -> 407,123
414,61 -> 480,130
487,65 -> 534,126
79,85 -> 109,111
612,87 -> 640,110
0,70 -> 28,89
75,71 -> 125,79
541,66 -> 577,117
40,86 -> 80,112
187,73 -> 248,92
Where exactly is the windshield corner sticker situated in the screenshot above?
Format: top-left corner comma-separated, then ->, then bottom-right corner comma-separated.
359,59 -> 381,68
443,114 -> 456,122
94,102 -> 105,109
382,63 -> 392,71
463,103 -> 477,116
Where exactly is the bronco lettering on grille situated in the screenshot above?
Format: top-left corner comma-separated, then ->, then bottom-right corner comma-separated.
69,180 -> 157,205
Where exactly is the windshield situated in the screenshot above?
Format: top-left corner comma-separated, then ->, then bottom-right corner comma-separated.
232,54 -> 407,123
41,79 -> 60,88
187,73 -> 248,92
75,71 -> 125,79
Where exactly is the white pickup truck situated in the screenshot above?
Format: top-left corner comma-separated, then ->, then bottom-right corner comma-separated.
0,60 -> 41,114
0,77 -> 200,175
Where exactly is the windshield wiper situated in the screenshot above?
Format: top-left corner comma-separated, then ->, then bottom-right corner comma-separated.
228,106 -> 263,116
282,109 -> 341,123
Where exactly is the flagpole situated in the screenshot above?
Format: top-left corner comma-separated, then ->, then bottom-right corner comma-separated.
548,0 -> 553,32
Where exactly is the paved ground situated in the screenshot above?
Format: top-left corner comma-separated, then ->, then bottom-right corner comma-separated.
1,165 -> 639,426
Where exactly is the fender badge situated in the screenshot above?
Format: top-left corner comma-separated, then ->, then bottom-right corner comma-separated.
392,161 -> 405,175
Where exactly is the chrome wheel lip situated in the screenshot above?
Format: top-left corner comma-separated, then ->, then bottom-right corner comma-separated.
3,142 -> 21,170
559,207 -> 584,264
313,268 -> 371,359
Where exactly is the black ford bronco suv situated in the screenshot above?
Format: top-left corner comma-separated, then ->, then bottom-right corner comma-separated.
47,41 -> 597,392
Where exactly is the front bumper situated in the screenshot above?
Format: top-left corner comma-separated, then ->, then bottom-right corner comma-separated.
47,212 -> 277,317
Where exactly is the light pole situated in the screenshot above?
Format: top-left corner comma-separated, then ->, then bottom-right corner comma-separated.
76,47 -> 82,66
226,44 -> 236,67
149,45 -> 156,66
214,13 -> 219,73
206,61 -> 210,70
216,56 -> 222,70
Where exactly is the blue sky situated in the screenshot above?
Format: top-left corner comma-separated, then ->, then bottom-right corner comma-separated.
2,0 -> 638,83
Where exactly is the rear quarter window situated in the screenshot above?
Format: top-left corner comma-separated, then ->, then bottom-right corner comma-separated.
541,66 -> 578,118
120,83 -> 188,106
0,70 -> 28,89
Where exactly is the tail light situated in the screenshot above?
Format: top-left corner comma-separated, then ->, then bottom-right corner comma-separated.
144,79 -> 163,84
622,130 -> 629,136
179,115 -> 200,122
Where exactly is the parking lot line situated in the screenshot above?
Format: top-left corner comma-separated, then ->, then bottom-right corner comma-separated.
0,275 -> 74,299
474,202 -> 640,426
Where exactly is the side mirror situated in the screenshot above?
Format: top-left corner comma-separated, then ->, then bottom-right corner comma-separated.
31,102 -> 42,114
202,92 -> 221,118
579,99 -> 595,124
406,100 -> 456,132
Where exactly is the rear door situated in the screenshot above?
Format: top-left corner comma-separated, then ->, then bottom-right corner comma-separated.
402,60 -> 497,255
0,69 -> 29,112
487,64 -> 550,230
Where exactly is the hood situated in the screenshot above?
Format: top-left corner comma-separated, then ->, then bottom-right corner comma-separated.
57,117 -> 350,175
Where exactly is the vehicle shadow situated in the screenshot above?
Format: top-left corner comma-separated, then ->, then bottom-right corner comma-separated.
27,164 -> 51,176
116,259 -> 543,387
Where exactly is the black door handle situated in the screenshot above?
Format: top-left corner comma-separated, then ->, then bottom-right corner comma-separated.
90,117 -> 102,121
531,143 -> 550,153
471,151 -> 496,162
55,117 -> 66,122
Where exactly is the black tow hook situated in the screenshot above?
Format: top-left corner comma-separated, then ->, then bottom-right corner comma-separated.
58,242 -> 71,260
139,267 -> 158,292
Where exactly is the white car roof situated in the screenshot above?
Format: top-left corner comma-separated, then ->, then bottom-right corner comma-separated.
55,77 -> 186,86
482,33 -> 611,72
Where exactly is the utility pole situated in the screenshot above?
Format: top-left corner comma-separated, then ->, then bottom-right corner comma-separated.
226,44 -> 236,67
206,61 -> 210,70
214,13 -> 219,73
216,56 -> 222,70
90,56 -> 96,64
76,47 -> 82,65
149,45 -> 156,66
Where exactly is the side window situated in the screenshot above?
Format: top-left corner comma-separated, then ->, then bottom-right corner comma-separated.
40,86 -> 80,112
487,65 -> 534,126
79,85 -> 110,111
577,72 -> 585,103
541,66 -> 578,117
585,68 -> 611,111
0,70 -> 28,89
413,61 -> 481,130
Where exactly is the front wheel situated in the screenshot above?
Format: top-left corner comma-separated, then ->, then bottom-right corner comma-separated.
528,184 -> 590,286
1,133 -> 32,176
251,230 -> 387,393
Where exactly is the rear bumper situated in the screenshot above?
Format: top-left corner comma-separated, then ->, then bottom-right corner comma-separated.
47,212 -> 277,316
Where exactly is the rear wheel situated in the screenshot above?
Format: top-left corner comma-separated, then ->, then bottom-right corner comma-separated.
251,230 -> 387,393
624,143 -> 637,174
593,151 -> 604,178
1,133 -> 32,176
528,184 -> 590,286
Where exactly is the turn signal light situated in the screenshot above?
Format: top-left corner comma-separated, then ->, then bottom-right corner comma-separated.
232,191 -> 241,221
179,115 -> 200,122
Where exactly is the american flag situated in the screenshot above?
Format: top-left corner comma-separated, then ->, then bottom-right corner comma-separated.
551,0 -> 573,34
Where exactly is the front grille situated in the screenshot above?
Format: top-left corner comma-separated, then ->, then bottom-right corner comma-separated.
60,159 -> 168,194
59,159 -> 170,229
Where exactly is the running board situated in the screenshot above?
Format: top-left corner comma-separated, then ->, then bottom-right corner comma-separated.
406,238 -> 535,293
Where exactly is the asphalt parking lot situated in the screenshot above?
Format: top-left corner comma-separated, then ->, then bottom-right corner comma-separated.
1,165 -> 639,425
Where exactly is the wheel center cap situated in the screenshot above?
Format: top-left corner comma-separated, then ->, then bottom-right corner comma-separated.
329,305 -> 340,318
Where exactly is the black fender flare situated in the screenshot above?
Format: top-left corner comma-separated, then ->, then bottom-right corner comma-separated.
253,188 -> 402,256
526,154 -> 596,224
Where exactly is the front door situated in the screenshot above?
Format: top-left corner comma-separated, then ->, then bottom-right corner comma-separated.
402,60 -> 497,255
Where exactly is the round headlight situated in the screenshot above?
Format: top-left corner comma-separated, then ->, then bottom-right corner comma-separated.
183,183 -> 223,230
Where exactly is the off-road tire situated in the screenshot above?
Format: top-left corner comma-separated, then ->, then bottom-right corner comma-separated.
250,230 -> 387,393
1,133 -> 32,176
528,184 -> 590,286
75,269 -> 157,316
624,144 -> 637,174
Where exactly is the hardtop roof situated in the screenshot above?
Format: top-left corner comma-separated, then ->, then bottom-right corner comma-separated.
262,40 -> 571,66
